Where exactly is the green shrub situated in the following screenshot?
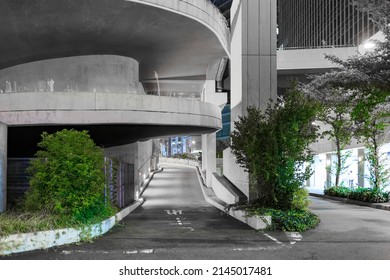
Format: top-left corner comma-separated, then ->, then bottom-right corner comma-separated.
23,129 -> 116,223
245,206 -> 320,232
348,187 -> 389,203
230,85 -> 321,210
291,188 -> 310,210
324,186 -> 351,198
171,153 -> 197,160
324,186 -> 389,203
267,209 -> 320,232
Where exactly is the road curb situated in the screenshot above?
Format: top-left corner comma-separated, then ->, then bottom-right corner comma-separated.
191,166 -> 271,230
309,193 -> 390,211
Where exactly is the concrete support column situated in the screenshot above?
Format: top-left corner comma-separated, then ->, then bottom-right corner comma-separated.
201,58 -> 227,187
226,0 -> 277,200
202,133 -> 217,186
0,122 -> 7,212
230,0 -> 277,125
358,148 -> 365,187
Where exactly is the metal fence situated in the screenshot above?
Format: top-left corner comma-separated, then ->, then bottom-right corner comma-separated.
7,157 -> 135,209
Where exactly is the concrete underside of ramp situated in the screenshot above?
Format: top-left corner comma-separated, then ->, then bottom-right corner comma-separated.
0,0 -> 228,93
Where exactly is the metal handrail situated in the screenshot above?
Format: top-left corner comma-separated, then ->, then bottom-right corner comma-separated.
277,44 -> 358,51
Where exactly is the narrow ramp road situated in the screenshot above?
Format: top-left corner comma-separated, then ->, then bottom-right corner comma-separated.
4,165 -> 390,259
4,165 -> 287,260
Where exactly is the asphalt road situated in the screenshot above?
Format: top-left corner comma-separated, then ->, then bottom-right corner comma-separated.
2,165 -> 390,259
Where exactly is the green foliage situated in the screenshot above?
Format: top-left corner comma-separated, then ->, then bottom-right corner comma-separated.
304,20 -> 390,190
348,187 -> 389,203
324,186 -> 389,203
0,212 -> 61,237
245,206 -> 320,232
291,188 -> 310,210
216,139 -> 229,158
171,153 -> 197,160
324,186 -> 351,198
23,129 -> 116,223
230,85 -> 321,210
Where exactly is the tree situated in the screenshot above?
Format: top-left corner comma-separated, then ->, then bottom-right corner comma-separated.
230,86 -> 321,210
24,129 -> 115,223
303,1 -> 390,190
302,73 -> 357,187
352,0 -> 390,32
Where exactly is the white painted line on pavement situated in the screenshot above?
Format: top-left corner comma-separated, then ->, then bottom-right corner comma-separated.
165,210 -> 183,215
263,233 -> 289,248
123,249 -> 154,254
285,232 -> 302,245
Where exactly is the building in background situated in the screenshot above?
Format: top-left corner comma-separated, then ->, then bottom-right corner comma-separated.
278,0 -> 379,48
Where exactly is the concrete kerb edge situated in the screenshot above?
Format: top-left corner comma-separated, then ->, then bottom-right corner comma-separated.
189,165 -> 271,230
310,193 -> 390,211
0,198 -> 145,256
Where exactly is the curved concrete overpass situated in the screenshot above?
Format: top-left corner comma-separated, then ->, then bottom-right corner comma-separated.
0,92 -> 220,128
0,0 -> 229,94
0,92 -> 221,155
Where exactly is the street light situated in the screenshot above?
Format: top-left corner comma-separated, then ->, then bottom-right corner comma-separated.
363,40 -> 376,49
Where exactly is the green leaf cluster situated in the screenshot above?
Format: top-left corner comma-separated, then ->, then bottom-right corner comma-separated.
231,85 -> 321,210
23,129 -> 115,223
324,186 -> 389,203
245,206 -> 320,232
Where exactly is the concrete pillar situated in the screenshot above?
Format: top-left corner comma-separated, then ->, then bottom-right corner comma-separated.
226,0 -> 277,200
201,57 -> 228,187
358,148 -> 365,187
0,122 -> 7,212
230,0 -> 277,125
326,154 -> 332,187
202,133 -> 217,186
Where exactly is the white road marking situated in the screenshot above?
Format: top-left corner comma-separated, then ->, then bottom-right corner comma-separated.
263,233 -> 284,245
180,227 -> 195,231
285,232 -> 302,245
123,250 -> 138,254
123,249 -> 154,254
61,250 -> 109,255
139,249 -> 154,254
165,210 -> 183,215
232,246 -> 283,252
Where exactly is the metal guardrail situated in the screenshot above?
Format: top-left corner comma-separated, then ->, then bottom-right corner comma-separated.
277,44 -> 358,51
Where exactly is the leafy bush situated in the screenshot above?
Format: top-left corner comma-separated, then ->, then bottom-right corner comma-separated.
245,206 -> 320,232
291,188 -> 310,210
23,129 -> 116,223
348,187 -> 389,203
230,85 -> 321,210
171,153 -> 197,160
324,186 -> 389,203
324,186 -> 351,198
